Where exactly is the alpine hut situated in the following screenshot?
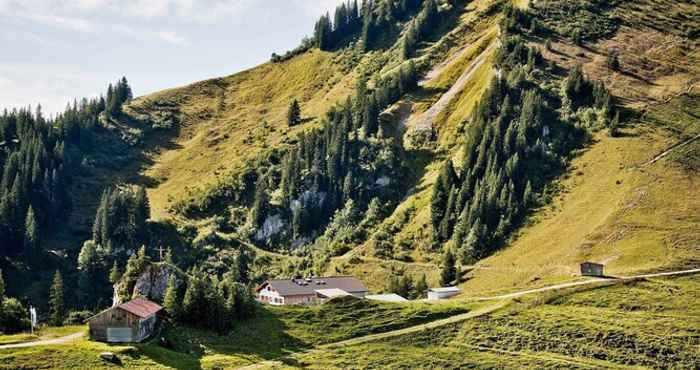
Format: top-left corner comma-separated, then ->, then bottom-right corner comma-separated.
86,297 -> 163,343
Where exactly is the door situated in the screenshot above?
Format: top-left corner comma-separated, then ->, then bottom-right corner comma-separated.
107,327 -> 133,343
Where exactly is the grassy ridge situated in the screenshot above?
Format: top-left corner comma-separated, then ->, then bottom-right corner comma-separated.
0,297 -> 474,369
295,275 -> 700,369
126,49 -> 358,220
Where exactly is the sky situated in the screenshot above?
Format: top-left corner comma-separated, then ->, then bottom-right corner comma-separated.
0,0 -> 346,116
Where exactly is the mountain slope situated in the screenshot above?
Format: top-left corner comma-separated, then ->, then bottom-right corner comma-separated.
104,0 -> 700,297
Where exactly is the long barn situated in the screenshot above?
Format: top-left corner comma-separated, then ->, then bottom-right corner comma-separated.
86,297 -> 163,343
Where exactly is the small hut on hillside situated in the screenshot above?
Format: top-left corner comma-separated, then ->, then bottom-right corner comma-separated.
580,262 -> 605,277
86,297 -> 163,343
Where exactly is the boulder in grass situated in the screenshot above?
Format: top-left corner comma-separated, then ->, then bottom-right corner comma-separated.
100,352 -> 117,362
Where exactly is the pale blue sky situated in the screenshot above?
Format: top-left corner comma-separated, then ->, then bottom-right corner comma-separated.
0,0 -> 345,115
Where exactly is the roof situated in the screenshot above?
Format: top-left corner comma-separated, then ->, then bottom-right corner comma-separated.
366,294 -> 408,302
428,287 -> 461,293
581,261 -> 604,267
258,276 -> 368,296
117,298 -> 164,318
315,288 -> 352,298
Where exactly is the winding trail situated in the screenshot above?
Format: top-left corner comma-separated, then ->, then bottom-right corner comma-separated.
0,331 -> 85,350
642,133 -> 700,167
475,268 -> 700,301
237,267 -> 700,369
414,41 -> 498,132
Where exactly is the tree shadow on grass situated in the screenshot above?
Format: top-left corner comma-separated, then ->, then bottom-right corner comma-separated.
138,309 -> 308,370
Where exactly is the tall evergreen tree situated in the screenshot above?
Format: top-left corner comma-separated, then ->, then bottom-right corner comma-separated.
440,249 -> 457,287
287,99 -> 301,126
24,205 -> 38,262
414,273 -> 428,299
163,274 -> 181,320
109,261 -> 122,284
0,269 -> 5,302
49,270 -> 65,326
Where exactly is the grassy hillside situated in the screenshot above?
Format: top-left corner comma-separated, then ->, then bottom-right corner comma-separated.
126,49 -> 359,220
0,298 -> 477,369
295,274 -> 700,369
327,0 -> 700,294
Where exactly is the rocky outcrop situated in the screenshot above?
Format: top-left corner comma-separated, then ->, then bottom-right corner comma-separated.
113,263 -> 182,306
133,264 -> 181,302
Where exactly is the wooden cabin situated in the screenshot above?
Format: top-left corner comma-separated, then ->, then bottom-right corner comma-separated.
256,276 -> 368,306
580,262 -> 605,277
86,297 -> 163,343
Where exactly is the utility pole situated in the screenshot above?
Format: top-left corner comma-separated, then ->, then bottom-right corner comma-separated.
29,306 -> 37,335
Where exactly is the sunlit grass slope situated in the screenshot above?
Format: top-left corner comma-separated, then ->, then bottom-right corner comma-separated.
126,49 -> 358,219
0,298 -> 474,369
458,90 -> 700,297
295,274 -> 700,369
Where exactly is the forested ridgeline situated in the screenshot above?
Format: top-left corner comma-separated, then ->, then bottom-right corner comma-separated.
0,78 -> 133,265
429,5 -> 618,264
272,0 -> 444,62
173,0 -> 464,256
0,79 -> 133,330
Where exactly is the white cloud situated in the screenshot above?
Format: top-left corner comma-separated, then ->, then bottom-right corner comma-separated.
23,13 -> 93,32
157,31 -> 188,46
0,0 -> 258,25
0,63 -> 101,115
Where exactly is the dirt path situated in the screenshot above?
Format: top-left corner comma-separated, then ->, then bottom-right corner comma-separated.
642,133 -> 700,167
0,331 -> 85,350
238,268 -> 700,369
414,41 -> 497,132
475,268 -> 700,301
237,300 -> 509,370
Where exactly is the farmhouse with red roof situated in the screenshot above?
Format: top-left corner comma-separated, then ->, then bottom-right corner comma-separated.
86,297 -> 164,343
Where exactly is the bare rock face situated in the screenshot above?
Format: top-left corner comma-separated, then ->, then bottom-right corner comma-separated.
132,264 -> 181,303
112,263 -> 183,307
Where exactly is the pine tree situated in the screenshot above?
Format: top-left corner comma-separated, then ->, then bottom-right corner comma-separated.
134,186 -> 150,241
163,274 -> 181,320
109,262 -> 122,284
0,269 -> 5,302
609,111 -> 620,137
440,249 -> 457,287
414,273 -> 428,299
571,29 -> 582,46
361,2 -> 376,51
607,51 -> 620,71
49,270 -> 65,326
24,205 -> 38,262
250,177 -> 269,228
523,181 -> 534,207
287,99 -> 301,126
237,251 -> 250,284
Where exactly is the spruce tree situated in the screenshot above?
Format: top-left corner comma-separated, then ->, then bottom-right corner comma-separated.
163,274 -> 181,320
361,3 -> 375,51
287,99 -> 301,126
414,273 -> 428,299
24,205 -> 38,262
49,270 -> 65,326
109,262 -> 122,284
250,177 -> 269,228
609,111 -> 620,137
237,251 -> 250,284
0,269 -> 5,302
134,186 -> 150,241
440,249 -> 457,287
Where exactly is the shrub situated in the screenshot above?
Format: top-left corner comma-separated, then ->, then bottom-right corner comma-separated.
0,298 -> 31,334
63,310 -> 94,325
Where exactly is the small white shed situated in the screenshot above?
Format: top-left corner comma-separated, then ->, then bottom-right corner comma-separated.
427,287 -> 460,300
366,293 -> 408,303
